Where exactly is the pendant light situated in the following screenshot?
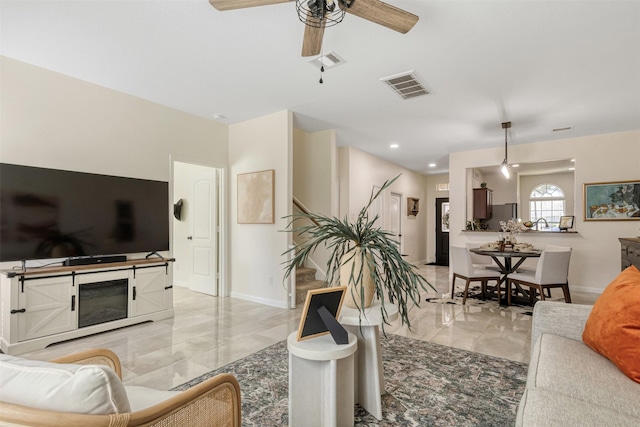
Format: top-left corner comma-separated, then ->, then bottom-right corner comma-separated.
501,121 -> 512,178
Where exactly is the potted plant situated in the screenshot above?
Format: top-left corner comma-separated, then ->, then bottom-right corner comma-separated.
282,175 -> 434,328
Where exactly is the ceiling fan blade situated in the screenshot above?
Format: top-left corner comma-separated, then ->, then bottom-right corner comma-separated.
209,0 -> 290,12
301,14 -> 326,57
344,0 -> 418,34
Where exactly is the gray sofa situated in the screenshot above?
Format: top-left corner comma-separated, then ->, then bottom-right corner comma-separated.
516,301 -> 640,426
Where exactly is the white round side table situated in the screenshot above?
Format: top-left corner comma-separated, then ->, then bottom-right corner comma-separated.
339,301 -> 398,420
287,331 -> 357,427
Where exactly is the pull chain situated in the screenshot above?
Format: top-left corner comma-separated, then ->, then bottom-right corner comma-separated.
319,45 -> 325,84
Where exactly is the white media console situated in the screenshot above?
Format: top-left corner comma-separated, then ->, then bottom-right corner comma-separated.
0,258 -> 174,355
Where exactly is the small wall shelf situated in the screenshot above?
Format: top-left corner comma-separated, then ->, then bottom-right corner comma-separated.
407,197 -> 420,216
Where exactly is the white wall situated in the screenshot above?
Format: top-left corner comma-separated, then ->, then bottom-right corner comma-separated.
339,147 -> 428,263
229,110 -> 292,308
451,130 -> 640,293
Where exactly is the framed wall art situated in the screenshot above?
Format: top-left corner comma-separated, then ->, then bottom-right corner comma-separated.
584,180 -> 640,221
237,169 -> 275,224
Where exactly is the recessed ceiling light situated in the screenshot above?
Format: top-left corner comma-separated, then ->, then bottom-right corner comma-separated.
212,114 -> 226,120
390,143 -> 399,149
428,163 -> 436,168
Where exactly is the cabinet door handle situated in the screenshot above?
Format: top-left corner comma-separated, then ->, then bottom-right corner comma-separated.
133,286 -> 137,300
187,236 -> 193,240
164,285 -> 173,290
71,295 -> 76,311
10,309 -> 26,314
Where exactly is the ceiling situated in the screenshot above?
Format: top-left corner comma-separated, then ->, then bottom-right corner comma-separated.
1,1 -> 639,175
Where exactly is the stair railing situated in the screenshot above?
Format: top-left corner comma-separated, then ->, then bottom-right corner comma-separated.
292,196 -> 320,226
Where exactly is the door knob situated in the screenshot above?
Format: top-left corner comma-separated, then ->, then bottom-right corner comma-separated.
187,236 -> 193,240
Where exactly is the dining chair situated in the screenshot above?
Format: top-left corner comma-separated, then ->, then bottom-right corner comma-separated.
465,242 -> 500,271
450,246 -> 501,304
514,244 -> 572,297
507,248 -> 572,305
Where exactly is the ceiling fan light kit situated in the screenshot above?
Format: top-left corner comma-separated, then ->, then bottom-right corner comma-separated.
296,0 -> 347,28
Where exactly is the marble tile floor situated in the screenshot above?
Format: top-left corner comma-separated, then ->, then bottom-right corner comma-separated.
17,265 -> 600,391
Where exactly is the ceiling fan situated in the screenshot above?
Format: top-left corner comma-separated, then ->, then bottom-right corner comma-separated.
208,0 -> 419,57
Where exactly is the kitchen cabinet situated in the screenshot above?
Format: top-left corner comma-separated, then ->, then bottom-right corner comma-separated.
473,188 -> 493,220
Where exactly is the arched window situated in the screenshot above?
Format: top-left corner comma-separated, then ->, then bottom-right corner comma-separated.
529,183 -> 565,229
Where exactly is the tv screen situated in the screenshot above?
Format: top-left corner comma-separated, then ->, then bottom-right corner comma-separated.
0,163 -> 169,262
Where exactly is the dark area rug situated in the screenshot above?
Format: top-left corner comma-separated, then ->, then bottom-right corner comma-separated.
173,334 -> 528,426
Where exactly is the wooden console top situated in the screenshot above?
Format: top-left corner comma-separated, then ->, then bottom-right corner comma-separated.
1,257 -> 175,278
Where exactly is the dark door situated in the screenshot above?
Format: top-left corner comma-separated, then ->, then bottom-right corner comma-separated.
435,198 -> 450,266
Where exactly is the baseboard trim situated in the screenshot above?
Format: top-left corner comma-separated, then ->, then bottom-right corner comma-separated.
229,291 -> 289,309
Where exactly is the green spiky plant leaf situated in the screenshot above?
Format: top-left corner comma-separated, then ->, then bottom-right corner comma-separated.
282,175 -> 435,329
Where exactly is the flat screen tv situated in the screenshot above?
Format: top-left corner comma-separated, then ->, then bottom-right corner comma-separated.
0,163 -> 169,263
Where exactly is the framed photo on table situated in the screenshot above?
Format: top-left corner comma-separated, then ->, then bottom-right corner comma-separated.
559,215 -> 574,230
296,287 -> 346,342
584,181 -> 640,221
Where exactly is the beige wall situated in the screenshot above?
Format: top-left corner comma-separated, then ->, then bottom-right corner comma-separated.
229,110 -> 292,308
292,128 -> 336,216
0,57 -> 228,277
292,128 -> 337,279
451,130 -> 640,292
339,147 -> 428,263
0,56 -> 228,181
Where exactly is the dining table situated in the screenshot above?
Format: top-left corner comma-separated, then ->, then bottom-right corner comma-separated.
469,247 -> 542,305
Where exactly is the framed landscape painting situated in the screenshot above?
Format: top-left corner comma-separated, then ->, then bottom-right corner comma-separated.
584,180 -> 640,221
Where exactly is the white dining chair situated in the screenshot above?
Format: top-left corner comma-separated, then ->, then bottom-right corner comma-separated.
465,242 -> 500,271
507,248 -> 572,305
514,244 -> 571,297
450,246 -> 501,304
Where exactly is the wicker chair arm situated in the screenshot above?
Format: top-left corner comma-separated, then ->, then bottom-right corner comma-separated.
50,348 -> 123,379
128,373 -> 241,427
0,373 -> 241,427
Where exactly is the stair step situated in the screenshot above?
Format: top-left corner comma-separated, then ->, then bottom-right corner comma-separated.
296,279 -> 325,306
296,267 -> 317,284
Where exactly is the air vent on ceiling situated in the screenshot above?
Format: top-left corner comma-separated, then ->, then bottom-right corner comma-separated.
308,51 -> 346,70
380,71 -> 430,100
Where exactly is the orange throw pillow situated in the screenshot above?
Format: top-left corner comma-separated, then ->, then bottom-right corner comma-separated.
582,265 -> 640,383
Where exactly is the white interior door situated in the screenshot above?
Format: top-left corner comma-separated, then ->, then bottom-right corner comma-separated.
173,161 -> 220,296
188,167 -> 218,296
389,192 -> 402,253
